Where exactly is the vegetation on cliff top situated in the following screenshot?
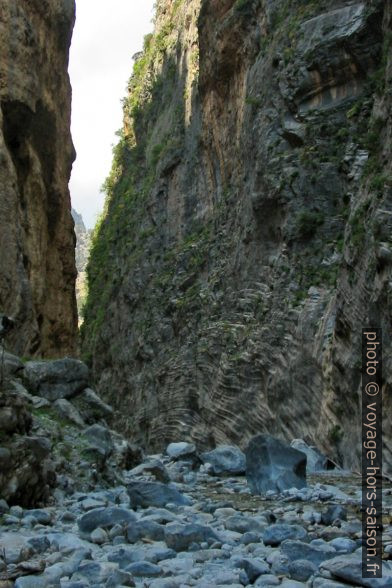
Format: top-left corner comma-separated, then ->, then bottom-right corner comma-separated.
81,0 -> 195,358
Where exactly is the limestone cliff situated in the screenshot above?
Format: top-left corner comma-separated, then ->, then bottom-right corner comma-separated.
0,0 -> 78,357
82,0 -> 392,473
72,208 -> 91,321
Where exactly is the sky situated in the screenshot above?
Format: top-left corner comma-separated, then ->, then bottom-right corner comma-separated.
69,0 -> 155,228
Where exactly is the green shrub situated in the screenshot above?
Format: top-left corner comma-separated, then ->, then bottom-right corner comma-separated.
234,0 -> 258,14
349,203 -> 369,248
296,210 -> 324,239
328,424 -> 343,444
245,96 -> 262,107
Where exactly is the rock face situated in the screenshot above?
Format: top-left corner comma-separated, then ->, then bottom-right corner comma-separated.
0,0 -> 78,357
72,208 -> 91,320
82,0 -> 392,473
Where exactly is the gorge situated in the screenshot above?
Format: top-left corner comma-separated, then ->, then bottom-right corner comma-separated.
1,1 -> 392,586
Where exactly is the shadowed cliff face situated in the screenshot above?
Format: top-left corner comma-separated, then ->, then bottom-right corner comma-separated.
82,0 -> 392,473
0,0 -> 77,357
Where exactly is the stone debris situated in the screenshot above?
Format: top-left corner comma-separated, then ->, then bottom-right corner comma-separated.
1,352 -> 391,586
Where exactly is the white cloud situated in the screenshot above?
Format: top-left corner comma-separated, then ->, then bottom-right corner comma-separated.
69,0 -> 155,228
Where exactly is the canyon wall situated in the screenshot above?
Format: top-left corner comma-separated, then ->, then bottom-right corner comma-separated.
82,0 -> 392,473
0,0 -> 78,357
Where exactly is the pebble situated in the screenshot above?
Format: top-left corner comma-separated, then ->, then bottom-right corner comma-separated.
91,527 -> 108,544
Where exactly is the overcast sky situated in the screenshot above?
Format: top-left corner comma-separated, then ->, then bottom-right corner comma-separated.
69,0 -> 155,228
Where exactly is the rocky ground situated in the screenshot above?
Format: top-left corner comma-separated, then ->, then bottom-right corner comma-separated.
1,350 -> 392,587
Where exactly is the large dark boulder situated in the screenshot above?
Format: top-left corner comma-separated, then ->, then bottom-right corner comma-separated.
23,359 -> 89,401
245,434 -> 306,494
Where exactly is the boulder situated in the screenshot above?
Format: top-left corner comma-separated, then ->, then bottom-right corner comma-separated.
281,540 -> 336,566
22,436 -> 51,460
0,533 -> 32,564
14,578 -> 47,588
0,347 -> 23,377
233,558 -> 270,583
166,442 -> 197,460
290,439 -> 334,472
82,424 -> 113,458
321,505 -> 347,525
23,509 -> 52,525
224,515 -> 264,534
91,527 -> 108,544
71,561 -> 119,585
130,459 -> 170,483
320,555 -> 392,587
200,445 -> 246,475
26,535 -> 50,553
254,574 -> 280,586
245,435 -> 306,494
329,537 -> 357,553
108,545 -> 175,567
0,498 -> 9,513
23,358 -> 89,401
53,398 -> 85,427
71,388 -> 113,424
288,559 -> 317,582
164,522 -> 219,551
126,519 -> 165,543
106,569 -> 136,587
263,524 -> 307,547
125,561 -> 162,577
127,481 -> 191,508
77,507 -> 136,535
